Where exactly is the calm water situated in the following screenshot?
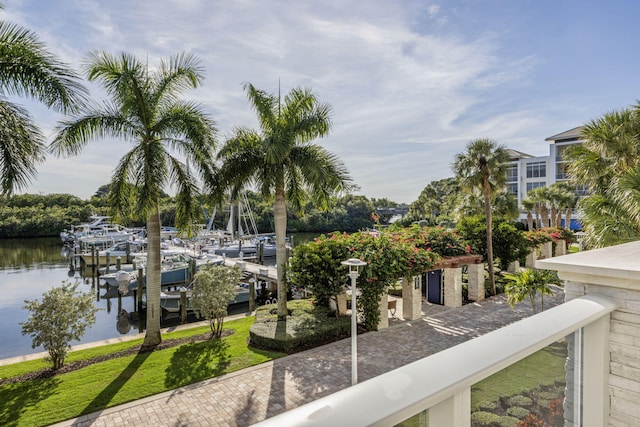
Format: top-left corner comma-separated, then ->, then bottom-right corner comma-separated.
0,233 -> 320,360
0,237 -> 146,360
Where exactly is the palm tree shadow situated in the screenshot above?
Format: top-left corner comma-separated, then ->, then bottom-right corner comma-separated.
0,377 -> 60,426
264,319 -> 287,419
82,350 -> 152,415
164,338 -> 230,390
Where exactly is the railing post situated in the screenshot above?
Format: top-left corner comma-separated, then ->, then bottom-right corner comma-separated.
428,388 -> 470,427
582,314 -> 610,426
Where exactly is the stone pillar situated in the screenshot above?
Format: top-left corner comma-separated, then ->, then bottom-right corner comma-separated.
540,241 -> 553,259
555,239 -> 567,256
402,276 -> 422,320
378,293 -> 389,330
467,263 -> 485,302
336,292 -> 347,316
525,248 -> 537,268
443,267 -> 462,308
537,240 -> 640,426
507,260 -> 520,274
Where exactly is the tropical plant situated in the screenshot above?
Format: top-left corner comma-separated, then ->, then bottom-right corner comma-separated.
504,268 -> 560,313
50,52 -> 217,347
217,83 -> 350,320
20,280 -> 98,369
457,215 -> 529,272
565,108 -> 640,247
288,234 -> 350,309
521,198 -> 535,230
452,139 -> 510,295
0,6 -> 86,195
191,264 -> 242,338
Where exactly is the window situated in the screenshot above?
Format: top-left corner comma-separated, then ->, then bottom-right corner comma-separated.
526,182 -> 546,192
507,183 -> 518,196
505,165 -> 518,182
526,161 -> 546,178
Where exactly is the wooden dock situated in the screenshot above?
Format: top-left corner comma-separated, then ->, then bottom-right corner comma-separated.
223,257 -> 277,282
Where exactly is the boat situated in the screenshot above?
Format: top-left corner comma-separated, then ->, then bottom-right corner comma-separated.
159,282 -> 257,313
61,215 -> 145,245
102,253 -> 224,293
82,241 -> 147,266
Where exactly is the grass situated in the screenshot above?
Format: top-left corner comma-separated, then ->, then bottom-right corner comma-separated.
0,316 -> 284,427
471,340 -> 567,411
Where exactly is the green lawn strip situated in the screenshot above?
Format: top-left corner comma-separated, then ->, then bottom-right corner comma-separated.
471,341 -> 567,411
0,317 -> 284,427
0,324 -> 219,380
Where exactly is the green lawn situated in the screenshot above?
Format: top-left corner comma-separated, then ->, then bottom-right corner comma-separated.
0,316 -> 284,427
471,340 -> 567,411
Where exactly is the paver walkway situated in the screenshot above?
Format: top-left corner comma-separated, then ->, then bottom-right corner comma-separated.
52,291 -> 564,427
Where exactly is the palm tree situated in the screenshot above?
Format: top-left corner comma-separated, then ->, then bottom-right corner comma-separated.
217,83 -> 351,319
0,9 -> 86,195
565,108 -> 640,247
521,198 -> 535,231
50,52 -> 217,347
452,138 -> 510,295
527,186 -> 550,228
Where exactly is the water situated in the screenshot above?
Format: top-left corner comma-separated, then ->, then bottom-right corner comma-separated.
0,237 -> 148,360
0,233 -> 320,360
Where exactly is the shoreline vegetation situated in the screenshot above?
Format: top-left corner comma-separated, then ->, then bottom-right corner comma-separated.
0,192 -> 404,239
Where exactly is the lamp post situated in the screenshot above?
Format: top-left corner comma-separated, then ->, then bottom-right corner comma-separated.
341,257 -> 367,385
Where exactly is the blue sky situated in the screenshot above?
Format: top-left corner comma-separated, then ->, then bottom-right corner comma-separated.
5,1 -> 640,203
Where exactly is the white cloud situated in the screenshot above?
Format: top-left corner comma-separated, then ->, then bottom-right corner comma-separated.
8,0 -> 601,202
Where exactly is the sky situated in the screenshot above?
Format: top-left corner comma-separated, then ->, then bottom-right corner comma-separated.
5,0 -> 640,203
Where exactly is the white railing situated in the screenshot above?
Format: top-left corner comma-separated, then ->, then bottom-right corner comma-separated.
253,294 -> 618,427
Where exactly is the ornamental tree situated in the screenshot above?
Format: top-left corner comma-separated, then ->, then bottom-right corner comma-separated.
191,265 -> 241,338
289,234 -> 350,309
21,281 -> 98,369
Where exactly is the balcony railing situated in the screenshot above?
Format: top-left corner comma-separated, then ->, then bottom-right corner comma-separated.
254,294 -> 617,427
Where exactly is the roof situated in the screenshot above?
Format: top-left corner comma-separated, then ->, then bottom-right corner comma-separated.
544,126 -> 585,142
505,148 -> 534,160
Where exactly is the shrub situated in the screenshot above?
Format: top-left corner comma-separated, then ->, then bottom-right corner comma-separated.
21,281 -> 98,369
506,406 -> 530,419
249,299 -> 351,353
508,395 -> 534,408
497,417 -> 520,427
471,411 -> 501,426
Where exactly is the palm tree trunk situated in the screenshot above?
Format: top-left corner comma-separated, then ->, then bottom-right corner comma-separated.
483,182 -> 496,295
526,211 -> 533,231
274,184 -> 288,320
565,207 -> 573,229
142,206 -> 162,347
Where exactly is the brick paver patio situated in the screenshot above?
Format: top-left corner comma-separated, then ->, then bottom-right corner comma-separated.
51,291 -> 564,427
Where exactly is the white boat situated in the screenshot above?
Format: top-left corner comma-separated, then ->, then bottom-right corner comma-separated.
61,215 -> 145,244
159,282 -> 257,313
102,253 -> 224,292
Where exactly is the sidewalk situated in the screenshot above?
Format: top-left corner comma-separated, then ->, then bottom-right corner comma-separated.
51,291 -> 564,427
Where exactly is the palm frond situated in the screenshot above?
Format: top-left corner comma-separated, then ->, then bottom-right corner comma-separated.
0,21 -> 87,112
0,99 -> 45,194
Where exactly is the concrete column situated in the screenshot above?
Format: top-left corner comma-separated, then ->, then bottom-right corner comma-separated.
444,267 -> 463,308
336,292 -> 347,316
555,239 -> 567,256
402,276 -> 422,320
507,260 -> 520,273
540,241 -> 553,259
467,263 -> 485,302
377,293 -> 389,330
525,247 -> 537,268
537,240 -> 640,426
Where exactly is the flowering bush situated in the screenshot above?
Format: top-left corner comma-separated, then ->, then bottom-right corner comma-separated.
538,227 -> 575,244
523,230 -> 553,247
289,229 -> 446,331
389,224 -> 471,257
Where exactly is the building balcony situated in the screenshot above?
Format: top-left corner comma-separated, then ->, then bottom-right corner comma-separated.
255,241 -> 640,427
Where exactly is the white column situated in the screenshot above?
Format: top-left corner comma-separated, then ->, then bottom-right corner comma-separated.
402,276 -> 422,320
428,388 -> 470,427
378,293 -> 389,329
444,267 -> 462,308
467,263 -> 485,302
